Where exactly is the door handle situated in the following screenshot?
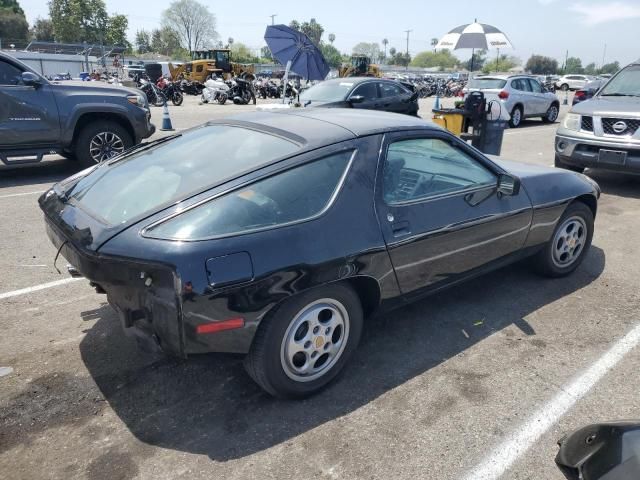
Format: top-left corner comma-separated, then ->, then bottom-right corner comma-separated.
391,221 -> 411,237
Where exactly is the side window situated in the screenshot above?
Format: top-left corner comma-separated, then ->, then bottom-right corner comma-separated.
380,82 -> 403,98
383,138 -> 496,203
511,79 -> 523,91
351,82 -> 378,100
528,79 -> 543,93
196,64 -> 204,73
147,150 -> 354,240
0,60 -> 23,86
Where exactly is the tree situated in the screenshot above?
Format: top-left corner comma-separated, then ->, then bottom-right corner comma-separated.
289,18 -> 324,46
162,0 -> 218,52
600,61 -> 620,75
584,62 -> 597,75
230,42 -> 259,63
430,37 -> 438,50
104,14 -> 129,47
381,38 -> 388,60
328,33 -> 335,44
565,57 -> 583,74
0,0 -> 24,14
1,0 -> 29,43
352,42 -> 380,61
390,51 -> 411,67
525,55 -> 558,74
31,17 -> 54,41
482,55 -> 520,74
465,49 -> 486,71
135,29 -> 151,53
260,46 -> 272,61
389,47 -> 396,57
151,26 -> 183,57
319,42 -> 342,68
410,49 -> 459,69
49,0 -> 109,43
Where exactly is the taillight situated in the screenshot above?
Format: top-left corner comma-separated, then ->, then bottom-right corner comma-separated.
575,90 -> 586,99
498,90 -> 509,100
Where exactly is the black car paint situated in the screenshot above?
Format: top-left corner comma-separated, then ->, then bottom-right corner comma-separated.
0,52 -> 155,162
40,110 -> 598,358
302,77 -> 419,116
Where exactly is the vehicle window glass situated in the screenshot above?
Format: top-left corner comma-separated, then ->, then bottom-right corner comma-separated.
196,64 -> 203,73
383,138 -> 496,203
528,79 -> 543,93
0,60 -> 23,86
299,81 -> 353,102
69,125 -> 300,225
510,79 -> 522,91
599,65 -> 640,96
468,78 -> 507,89
147,150 -> 354,240
351,82 -> 378,100
380,82 -> 403,97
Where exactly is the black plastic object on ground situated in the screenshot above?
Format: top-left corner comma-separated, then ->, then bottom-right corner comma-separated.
479,119 -> 508,156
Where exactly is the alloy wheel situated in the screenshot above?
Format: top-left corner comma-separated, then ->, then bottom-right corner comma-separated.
280,298 -> 350,382
89,132 -> 125,163
547,105 -> 559,122
552,216 -> 587,268
512,108 -> 522,127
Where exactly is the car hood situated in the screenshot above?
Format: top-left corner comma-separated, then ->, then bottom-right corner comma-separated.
571,95 -> 640,116
52,81 -> 141,97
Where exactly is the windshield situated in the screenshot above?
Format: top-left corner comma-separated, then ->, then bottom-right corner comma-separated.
599,65 -> 640,96
67,125 -> 299,225
469,78 -> 507,89
300,82 -> 353,102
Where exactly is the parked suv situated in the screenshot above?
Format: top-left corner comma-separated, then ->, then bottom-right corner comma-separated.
0,52 -> 155,166
555,60 -> 640,174
464,75 -> 560,128
555,75 -> 591,91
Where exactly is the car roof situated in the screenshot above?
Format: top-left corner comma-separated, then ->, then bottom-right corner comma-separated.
322,77 -> 397,85
224,109 -> 435,148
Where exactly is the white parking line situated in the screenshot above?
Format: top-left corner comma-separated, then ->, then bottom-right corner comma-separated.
0,190 -> 45,199
0,277 -> 83,300
464,322 -> 640,480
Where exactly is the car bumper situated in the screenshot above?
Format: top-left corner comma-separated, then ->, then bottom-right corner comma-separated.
555,130 -> 640,173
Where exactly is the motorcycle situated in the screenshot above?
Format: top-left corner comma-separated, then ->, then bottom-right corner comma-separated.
227,77 -> 256,105
200,76 -> 230,105
179,78 -> 205,96
137,75 -> 166,107
157,77 -> 184,106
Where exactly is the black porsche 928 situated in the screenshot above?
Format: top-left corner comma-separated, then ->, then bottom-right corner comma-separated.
40,109 -> 600,398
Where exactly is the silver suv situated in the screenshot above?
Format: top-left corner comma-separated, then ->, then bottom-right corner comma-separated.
555,60 -> 640,174
464,75 -> 560,128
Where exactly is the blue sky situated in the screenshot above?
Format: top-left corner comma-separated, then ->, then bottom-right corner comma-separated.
20,0 -> 640,66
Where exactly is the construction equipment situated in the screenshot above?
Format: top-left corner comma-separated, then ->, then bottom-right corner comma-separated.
168,49 -> 255,82
339,55 -> 382,78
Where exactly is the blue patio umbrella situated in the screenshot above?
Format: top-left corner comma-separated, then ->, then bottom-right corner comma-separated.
264,24 -> 329,81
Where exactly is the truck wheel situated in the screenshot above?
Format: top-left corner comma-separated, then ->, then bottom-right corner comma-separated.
244,284 -> 363,399
75,121 -> 133,166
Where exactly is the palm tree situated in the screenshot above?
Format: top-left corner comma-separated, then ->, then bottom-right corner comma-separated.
382,38 -> 388,62
431,37 -> 438,52
328,33 -> 335,45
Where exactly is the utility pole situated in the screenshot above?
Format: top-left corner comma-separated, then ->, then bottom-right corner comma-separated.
269,14 -> 277,25
601,43 -> 607,70
404,29 -> 412,71
564,49 -> 569,74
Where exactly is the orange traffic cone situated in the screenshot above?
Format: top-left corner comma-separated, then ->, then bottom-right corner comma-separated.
160,100 -> 174,131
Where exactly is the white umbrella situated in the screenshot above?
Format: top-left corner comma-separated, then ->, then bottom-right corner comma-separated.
436,20 -> 513,72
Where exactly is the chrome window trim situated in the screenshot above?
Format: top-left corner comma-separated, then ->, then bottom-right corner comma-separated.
142,149 -> 357,242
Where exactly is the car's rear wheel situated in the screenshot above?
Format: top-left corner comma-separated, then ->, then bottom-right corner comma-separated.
509,106 -> 523,128
554,154 -> 584,173
75,121 -> 133,166
532,202 -> 594,277
244,284 -> 363,398
542,103 -> 559,123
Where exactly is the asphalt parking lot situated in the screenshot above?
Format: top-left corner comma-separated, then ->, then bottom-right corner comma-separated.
2,95 -> 640,480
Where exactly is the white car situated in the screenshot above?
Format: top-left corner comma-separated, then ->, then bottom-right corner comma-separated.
555,75 -> 591,91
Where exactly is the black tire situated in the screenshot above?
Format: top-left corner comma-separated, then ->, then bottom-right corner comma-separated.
542,103 -> 559,123
560,83 -> 569,92
153,91 -> 166,107
244,284 -> 363,399
171,91 -> 183,106
509,105 -> 523,128
531,201 -> 594,278
555,154 -> 584,173
217,94 -> 227,105
74,120 -> 133,166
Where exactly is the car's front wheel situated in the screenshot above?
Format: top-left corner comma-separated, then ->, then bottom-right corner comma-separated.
532,201 -> 594,277
74,120 -> 133,166
244,284 -> 363,398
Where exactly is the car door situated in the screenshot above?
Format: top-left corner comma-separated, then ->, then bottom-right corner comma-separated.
513,78 -> 535,116
526,78 -> 549,115
375,131 -> 533,298
378,81 -> 408,114
348,81 -> 380,111
0,57 -> 60,149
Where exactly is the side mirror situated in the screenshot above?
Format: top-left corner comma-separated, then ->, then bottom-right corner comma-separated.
21,71 -> 42,87
349,95 -> 365,104
497,173 -> 520,196
556,422 -> 640,480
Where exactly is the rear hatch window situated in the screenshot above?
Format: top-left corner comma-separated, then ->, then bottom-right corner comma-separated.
468,78 -> 507,90
66,125 -> 300,226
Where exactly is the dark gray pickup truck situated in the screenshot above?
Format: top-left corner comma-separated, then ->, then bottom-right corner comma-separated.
0,52 -> 155,166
